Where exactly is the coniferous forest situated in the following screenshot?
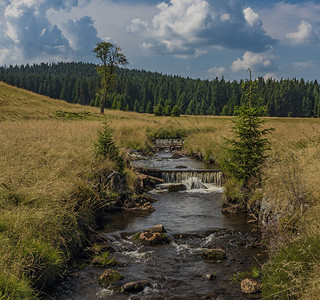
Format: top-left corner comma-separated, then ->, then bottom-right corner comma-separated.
0,62 -> 319,117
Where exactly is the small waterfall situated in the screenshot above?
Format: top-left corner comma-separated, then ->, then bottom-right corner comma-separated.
153,139 -> 184,148
161,170 -> 222,186
183,177 -> 207,190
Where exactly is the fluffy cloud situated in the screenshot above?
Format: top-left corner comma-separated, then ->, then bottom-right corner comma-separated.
127,0 -> 277,58
243,7 -> 260,27
63,16 -> 102,59
260,2 -> 320,42
207,66 -> 226,77
0,0 -> 100,64
285,21 -> 319,45
124,18 -> 148,34
231,51 -> 277,72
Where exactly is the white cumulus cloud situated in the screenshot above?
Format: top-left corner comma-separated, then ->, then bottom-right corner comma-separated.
124,18 -> 148,34
243,7 -> 260,27
126,0 -> 276,58
231,51 -> 277,72
207,66 -> 226,77
285,20 -> 319,45
0,0 -> 101,64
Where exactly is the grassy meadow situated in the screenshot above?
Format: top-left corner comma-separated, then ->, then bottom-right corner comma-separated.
1,81 -> 320,298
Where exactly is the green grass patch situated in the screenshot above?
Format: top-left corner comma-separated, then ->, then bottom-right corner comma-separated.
231,267 -> 261,283
262,234 -> 320,299
0,272 -> 37,300
147,127 -> 187,140
54,110 -> 105,121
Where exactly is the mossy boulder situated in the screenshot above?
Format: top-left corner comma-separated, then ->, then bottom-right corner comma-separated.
202,249 -> 226,261
241,278 -> 261,294
99,269 -> 124,286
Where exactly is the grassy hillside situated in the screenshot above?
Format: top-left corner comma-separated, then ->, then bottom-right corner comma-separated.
1,81 -> 320,298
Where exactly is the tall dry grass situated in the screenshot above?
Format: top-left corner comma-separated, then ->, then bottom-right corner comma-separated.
2,81 -> 320,298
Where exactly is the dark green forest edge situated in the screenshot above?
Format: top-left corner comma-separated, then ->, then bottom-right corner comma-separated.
1,62 -> 320,118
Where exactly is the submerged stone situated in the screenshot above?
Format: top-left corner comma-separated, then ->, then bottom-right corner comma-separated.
205,273 -> 217,280
121,280 -> 152,293
202,249 -> 226,261
168,184 -> 187,192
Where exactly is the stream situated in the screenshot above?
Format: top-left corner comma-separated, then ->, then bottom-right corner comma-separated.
51,149 -> 265,300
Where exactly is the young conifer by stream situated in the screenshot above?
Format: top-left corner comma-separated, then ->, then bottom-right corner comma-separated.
94,121 -> 124,173
220,69 -> 274,205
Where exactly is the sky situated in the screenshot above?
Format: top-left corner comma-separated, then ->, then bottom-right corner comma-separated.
0,0 -> 319,81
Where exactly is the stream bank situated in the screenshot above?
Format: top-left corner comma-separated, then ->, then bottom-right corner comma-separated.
49,141 -> 266,300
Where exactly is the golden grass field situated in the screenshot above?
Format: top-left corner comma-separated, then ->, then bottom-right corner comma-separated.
1,81 -> 320,299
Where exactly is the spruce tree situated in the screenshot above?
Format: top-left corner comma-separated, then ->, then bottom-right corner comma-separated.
94,122 -> 124,173
221,69 -> 274,201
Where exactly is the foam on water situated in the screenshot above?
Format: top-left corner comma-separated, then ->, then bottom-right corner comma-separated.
97,287 -> 114,299
122,247 -> 154,262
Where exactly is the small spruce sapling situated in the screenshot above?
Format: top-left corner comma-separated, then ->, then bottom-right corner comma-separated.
94,122 -> 124,173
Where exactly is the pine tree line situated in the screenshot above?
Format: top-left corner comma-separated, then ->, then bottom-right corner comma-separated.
0,62 -> 319,117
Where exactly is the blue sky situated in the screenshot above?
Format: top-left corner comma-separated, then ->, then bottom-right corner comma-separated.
0,0 -> 319,81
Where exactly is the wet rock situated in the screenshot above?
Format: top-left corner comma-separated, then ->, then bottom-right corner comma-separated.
121,280 -> 152,293
168,184 -> 187,192
132,226 -> 170,245
122,195 -> 155,212
205,273 -> 216,280
175,165 -> 188,169
135,174 -> 164,193
146,224 -> 166,233
99,269 -> 124,286
171,151 -> 186,159
240,278 -> 262,294
105,171 -> 128,194
136,231 -> 170,245
202,249 -> 226,261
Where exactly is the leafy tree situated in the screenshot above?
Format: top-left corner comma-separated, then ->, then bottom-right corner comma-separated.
93,42 -> 128,114
221,69 -> 273,201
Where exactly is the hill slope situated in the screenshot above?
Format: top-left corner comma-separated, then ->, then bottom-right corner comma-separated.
1,62 -> 320,117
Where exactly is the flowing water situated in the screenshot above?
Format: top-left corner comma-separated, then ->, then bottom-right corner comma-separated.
51,150 -> 264,300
